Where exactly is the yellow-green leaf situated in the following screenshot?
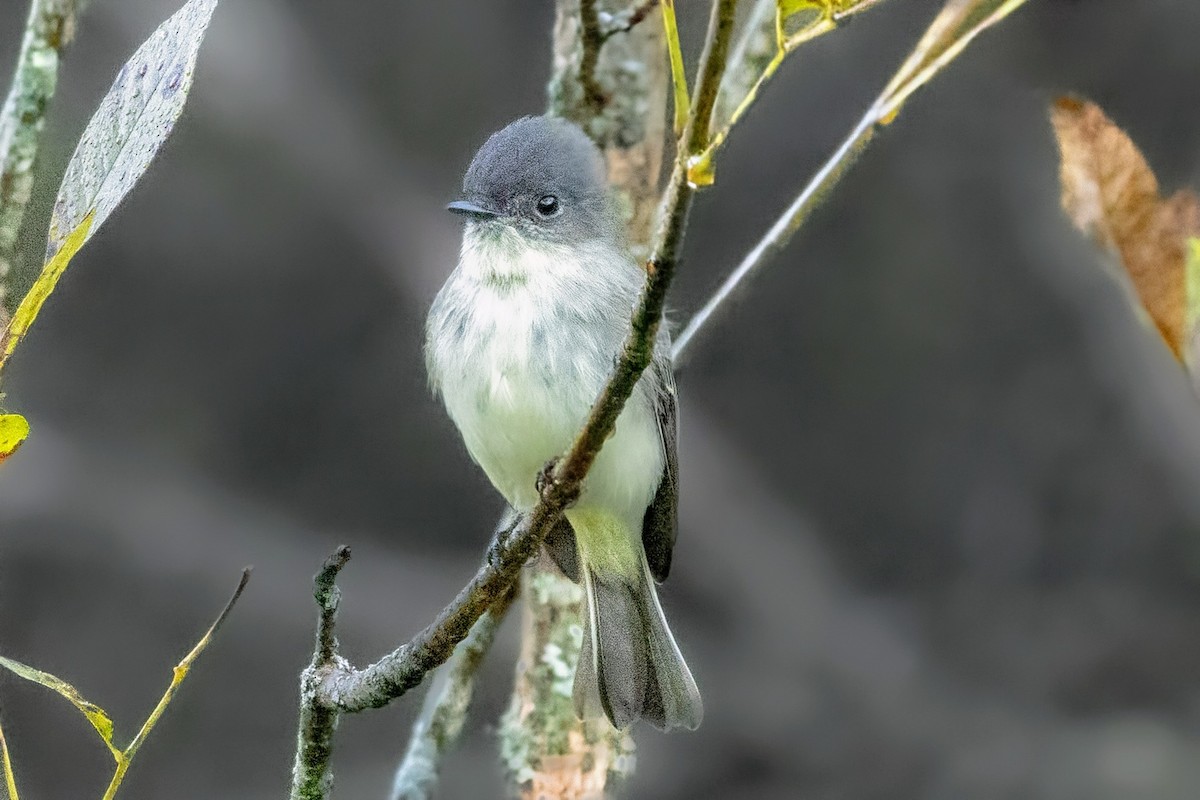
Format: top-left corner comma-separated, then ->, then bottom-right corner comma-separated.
0,655 -> 120,761
876,0 -> 1030,123
0,414 -> 29,463
686,151 -> 716,187
661,0 -> 690,137
0,214 -> 92,376
778,0 -> 882,24
778,0 -> 826,18
0,712 -> 18,800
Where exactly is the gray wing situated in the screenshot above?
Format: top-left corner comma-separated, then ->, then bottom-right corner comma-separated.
641,356 -> 678,584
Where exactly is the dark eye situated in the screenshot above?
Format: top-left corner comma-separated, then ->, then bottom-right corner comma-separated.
535,195 -> 560,218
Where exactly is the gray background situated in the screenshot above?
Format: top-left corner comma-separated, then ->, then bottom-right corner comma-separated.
3,0 -> 1200,798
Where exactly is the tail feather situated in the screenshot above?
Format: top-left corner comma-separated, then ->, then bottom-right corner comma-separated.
574,559 -> 703,731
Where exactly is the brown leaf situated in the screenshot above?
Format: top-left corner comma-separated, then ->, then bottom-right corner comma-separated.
1051,96 -> 1200,359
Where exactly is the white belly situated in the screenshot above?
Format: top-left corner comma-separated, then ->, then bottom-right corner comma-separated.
426,234 -> 663,518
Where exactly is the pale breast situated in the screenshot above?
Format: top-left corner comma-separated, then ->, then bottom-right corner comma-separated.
426,234 -> 663,516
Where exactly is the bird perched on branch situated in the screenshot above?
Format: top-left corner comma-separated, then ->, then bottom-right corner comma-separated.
425,115 -> 702,731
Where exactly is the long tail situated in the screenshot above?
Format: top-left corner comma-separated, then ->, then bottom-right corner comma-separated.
569,512 -> 702,731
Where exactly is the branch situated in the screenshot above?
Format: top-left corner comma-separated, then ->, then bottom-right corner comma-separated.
290,546 -> 351,800
576,0 -> 607,114
0,0 -> 82,311
390,582 -> 517,800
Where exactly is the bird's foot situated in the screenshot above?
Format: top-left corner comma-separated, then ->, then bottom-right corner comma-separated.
535,458 -> 560,500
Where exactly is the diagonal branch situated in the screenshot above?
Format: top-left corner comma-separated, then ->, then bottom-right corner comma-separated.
0,0 -> 83,312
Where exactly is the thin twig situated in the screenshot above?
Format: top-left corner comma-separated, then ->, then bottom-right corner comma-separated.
673,106 -> 876,362
390,584 -> 517,800
101,567 -> 252,800
0,0 -> 82,311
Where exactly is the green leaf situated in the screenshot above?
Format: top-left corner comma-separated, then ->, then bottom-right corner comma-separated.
0,655 -> 121,761
777,0 -> 826,19
0,214 -> 92,375
46,0 -> 218,259
661,0 -> 690,137
0,413 -> 30,463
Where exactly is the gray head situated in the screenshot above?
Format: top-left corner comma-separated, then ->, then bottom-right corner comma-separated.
449,116 -> 619,246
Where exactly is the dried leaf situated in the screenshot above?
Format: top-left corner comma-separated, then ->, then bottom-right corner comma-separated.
46,0 -> 217,259
1051,97 -> 1200,359
0,414 -> 30,463
0,655 -> 121,761
876,0 -> 1030,122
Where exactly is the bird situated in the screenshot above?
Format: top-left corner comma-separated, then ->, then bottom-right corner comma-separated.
425,115 -> 702,731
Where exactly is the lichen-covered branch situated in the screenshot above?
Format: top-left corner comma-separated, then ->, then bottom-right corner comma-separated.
391,583 -> 517,800
290,546 -> 351,800
550,0 -> 669,254
499,561 -> 636,797
0,0 -> 82,310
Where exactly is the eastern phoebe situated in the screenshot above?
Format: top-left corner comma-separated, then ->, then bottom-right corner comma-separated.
426,116 -> 702,731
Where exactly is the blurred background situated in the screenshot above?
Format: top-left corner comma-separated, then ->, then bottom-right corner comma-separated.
2,0 -> 1200,797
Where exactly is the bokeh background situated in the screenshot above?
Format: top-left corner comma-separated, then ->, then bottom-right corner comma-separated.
2,0 -> 1200,798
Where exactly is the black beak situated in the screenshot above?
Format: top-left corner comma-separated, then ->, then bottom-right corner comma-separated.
446,200 -> 498,220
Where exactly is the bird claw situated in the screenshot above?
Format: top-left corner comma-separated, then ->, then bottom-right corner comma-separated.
536,458 -> 560,500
